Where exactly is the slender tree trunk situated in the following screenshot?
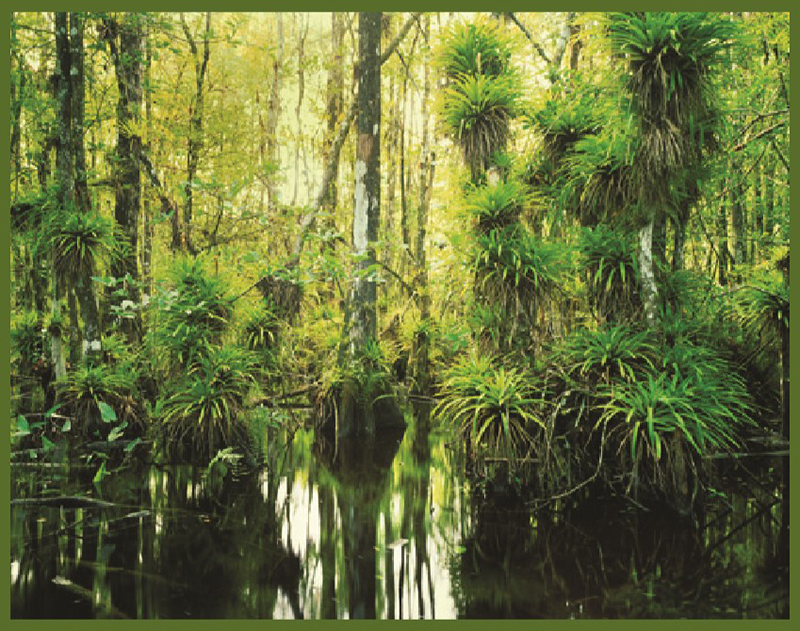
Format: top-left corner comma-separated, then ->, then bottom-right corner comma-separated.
107,13 -> 144,343
653,211 -> 667,277
731,181 -> 746,282
639,218 -> 658,326
142,23 -> 153,296
51,12 -> 71,380
751,163 -> 763,262
322,12 -> 344,213
291,13 -> 308,207
717,192 -> 729,286
70,12 -> 89,214
10,16 -> 25,203
763,152 -> 775,242
266,13 -> 284,210
181,12 -> 211,254
412,16 -> 433,395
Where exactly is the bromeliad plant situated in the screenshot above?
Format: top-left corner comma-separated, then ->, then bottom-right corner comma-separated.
56,363 -> 143,440
151,257 -> 234,373
434,351 -> 546,470
438,18 -> 513,80
578,225 -> 641,323
441,73 -> 522,182
462,179 -> 533,233
157,344 -> 257,462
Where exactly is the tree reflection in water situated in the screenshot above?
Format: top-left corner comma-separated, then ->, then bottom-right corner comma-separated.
11,408 -> 787,619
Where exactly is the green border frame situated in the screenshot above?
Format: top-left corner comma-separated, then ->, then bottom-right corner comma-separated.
1,3 -> 796,631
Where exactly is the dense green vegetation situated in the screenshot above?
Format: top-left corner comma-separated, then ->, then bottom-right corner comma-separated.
10,11 -> 789,521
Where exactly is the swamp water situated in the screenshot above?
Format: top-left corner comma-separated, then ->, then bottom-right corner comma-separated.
11,407 -> 788,619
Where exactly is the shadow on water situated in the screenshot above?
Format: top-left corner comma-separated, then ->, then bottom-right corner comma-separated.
10,404 -> 788,619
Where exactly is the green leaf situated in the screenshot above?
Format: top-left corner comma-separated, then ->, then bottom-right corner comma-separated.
44,403 -> 62,419
42,436 -> 56,451
107,422 -> 127,442
93,461 -> 108,484
16,415 -> 29,434
124,437 -> 141,453
62,419 -> 72,433
98,401 -> 117,423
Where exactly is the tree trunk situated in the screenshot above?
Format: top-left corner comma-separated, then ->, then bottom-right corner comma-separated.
322,12 -> 345,213
639,218 -> 658,327
265,13 -> 284,210
70,12 -> 89,213
181,12 -> 211,254
108,13 -> 144,343
752,161 -> 763,263
348,12 -> 381,357
142,22 -> 153,296
731,181 -> 746,277
291,14 -> 308,207
763,152 -> 775,243
717,192 -> 729,286
51,11 -> 71,381
412,16 -> 433,395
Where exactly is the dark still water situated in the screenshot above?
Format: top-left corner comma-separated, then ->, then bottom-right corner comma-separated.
11,408 -> 788,619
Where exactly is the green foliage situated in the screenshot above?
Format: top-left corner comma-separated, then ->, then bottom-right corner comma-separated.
564,130 -> 636,224
578,225 -> 640,322
472,227 -> 566,348
56,364 -> 141,439
242,301 -> 281,354
434,351 -> 544,465
529,87 -> 603,159
441,73 -> 521,178
462,179 -> 532,233
438,18 -> 513,79
737,280 -> 789,341
151,257 -> 234,371
11,312 -> 46,366
554,323 -> 655,386
606,12 -> 736,124
157,344 -> 256,462
48,209 -> 113,284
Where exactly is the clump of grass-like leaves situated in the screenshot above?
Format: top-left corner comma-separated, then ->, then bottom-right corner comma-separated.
152,258 -> 233,372
434,351 -> 544,467
554,323 -> 655,388
578,225 -> 640,322
463,179 -> 532,233
472,227 -> 566,347
442,74 -> 521,180
48,209 -> 113,283
438,17 -> 513,79
56,363 -> 142,440
157,344 -> 256,462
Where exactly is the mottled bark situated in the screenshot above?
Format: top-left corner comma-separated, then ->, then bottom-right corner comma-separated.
265,13 -> 284,209
52,12 -> 71,379
70,12 -> 89,213
411,16 -> 433,395
639,219 -> 658,327
348,12 -> 382,357
180,12 -> 211,254
106,13 -> 144,342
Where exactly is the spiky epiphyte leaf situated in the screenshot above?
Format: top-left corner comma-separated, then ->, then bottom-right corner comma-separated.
463,179 -> 533,232
49,210 -> 113,284
578,225 -> 641,322
158,344 -> 256,462
441,73 -> 521,178
434,351 -> 544,464
438,18 -> 514,79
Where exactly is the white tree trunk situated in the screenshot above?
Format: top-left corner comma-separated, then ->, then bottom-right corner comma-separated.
639,218 -> 658,326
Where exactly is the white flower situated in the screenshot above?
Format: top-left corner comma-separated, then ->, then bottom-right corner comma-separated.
121,299 -> 135,311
